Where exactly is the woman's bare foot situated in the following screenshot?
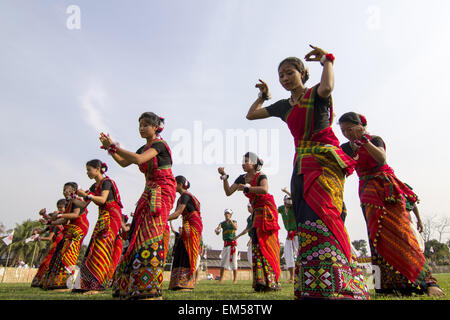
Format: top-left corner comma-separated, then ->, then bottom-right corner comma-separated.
83,290 -> 102,295
427,286 -> 444,297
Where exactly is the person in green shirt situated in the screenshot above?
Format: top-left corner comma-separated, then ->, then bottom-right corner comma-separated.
235,203 -> 254,271
279,188 -> 298,283
215,209 -> 238,284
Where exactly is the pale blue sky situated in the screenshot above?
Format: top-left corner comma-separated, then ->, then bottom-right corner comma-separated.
1,0 -> 449,251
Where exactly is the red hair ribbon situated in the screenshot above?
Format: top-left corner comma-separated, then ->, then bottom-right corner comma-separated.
359,114 -> 367,126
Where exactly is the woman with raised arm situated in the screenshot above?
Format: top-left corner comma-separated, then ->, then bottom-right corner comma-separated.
41,182 -> 89,291
339,112 -> 443,297
31,200 -> 66,288
74,160 -> 123,295
218,152 -> 281,292
99,112 -> 176,300
167,175 -> 203,291
246,45 -> 369,300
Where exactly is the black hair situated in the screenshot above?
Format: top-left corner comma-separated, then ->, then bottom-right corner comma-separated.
278,57 -> 310,84
338,112 -> 367,127
64,182 -> 78,190
244,152 -> 263,171
175,175 -> 190,190
139,112 -> 165,134
86,159 -> 108,174
56,199 -> 67,207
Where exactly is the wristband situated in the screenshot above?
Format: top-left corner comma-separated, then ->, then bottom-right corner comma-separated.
220,174 -> 229,181
258,91 -> 272,101
86,194 -> 93,201
243,183 -> 251,194
354,134 -> 371,146
320,53 -> 335,66
57,214 -> 63,219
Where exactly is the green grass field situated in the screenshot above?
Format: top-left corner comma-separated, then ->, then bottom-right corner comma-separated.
0,273 -> 449,300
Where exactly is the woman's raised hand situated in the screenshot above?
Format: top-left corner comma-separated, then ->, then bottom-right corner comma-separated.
99,132 -> 113,149
218,167 -> 226,176
255,79 -> 269,95
305,44 -> 328,62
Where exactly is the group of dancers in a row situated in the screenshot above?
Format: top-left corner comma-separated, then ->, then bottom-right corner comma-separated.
29,44 -> 444,299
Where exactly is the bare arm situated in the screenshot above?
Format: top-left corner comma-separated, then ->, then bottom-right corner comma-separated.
78,189 -> 110,206
281,187 -> 291,197
235,228 -> 249,240
246,79 -> 272,120
168,203 -> 186,221
411,204 -> 423,233
99,133 -> 159,167
38,232 -> 55,242
218,167 -> 239,196
247,177 -> 268,195
304,45 -> 334,98
215,223 -> 222,235
362,142 -> 386,165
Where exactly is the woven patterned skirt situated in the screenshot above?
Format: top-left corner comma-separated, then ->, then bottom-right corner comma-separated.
291,166 -> 370,300
41,225 -> 85,290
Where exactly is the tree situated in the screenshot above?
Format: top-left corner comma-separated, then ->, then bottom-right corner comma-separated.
352,239 -> 369,257
435,217 -> 450,243
425,240 -> 450,265
0,219 -> 49,267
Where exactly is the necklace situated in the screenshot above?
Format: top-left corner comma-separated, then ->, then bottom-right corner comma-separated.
290,87 -> 308,105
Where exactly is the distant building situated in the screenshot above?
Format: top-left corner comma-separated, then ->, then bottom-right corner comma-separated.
202,249 -> 251,279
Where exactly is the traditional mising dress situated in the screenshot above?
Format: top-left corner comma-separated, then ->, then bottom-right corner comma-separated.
237,172 -> 281,291
31,225 -> 64,287
266,85 -> 370,299
169,192 -> 203,290
41,199 -> 89,290
76,177 -> 123,291
341,135 -> 439,295
113,139 -> 176,299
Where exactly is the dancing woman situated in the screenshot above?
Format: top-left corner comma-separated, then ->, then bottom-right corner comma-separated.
246,45 -> 369,299
74,160 -> 123,294
338,112 -> 443,297
31,200 -> 66,287
41,182 -> 89,291
218,152 -> 281,291
100,112 -> 176,300
167,175 -> 203,290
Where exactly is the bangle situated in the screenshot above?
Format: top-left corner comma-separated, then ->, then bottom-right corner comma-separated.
320,53 -> 335,66
243,183 -> 251,194
220,174 -> 229,181
354,134 -> 371,146
57,214 -> 63,219
101,143 -> 120,155
258,91 -> 271,101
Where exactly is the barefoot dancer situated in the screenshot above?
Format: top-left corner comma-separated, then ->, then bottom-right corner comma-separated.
41,182 -> 89,291
246,45 -> 369,299
31,200 -> 66,287
100,112 -> 176,300
74,160 -> 123,294
168,175 -> 203,291
339,112 -> 444,297
219,152 -> 281,291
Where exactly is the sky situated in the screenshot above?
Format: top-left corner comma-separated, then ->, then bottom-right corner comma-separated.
1,0 -> 450,252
